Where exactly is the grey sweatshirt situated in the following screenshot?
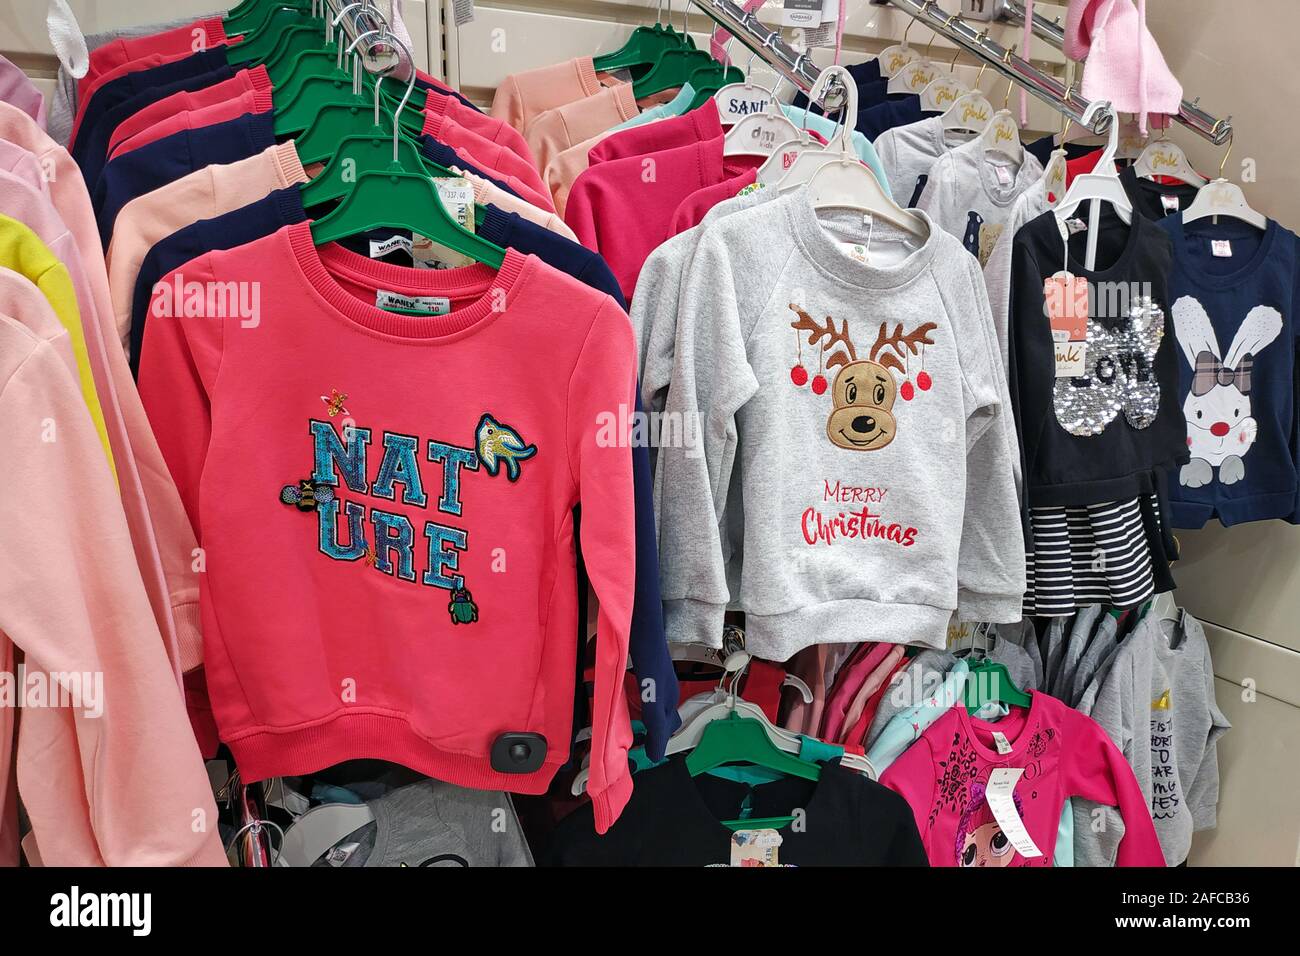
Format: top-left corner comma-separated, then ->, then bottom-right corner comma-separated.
916,137 -> 1044,268
873,117 -> 976,208
981,175 -> 1049,373
656,190 -> 1025,659
1074,611 -> 1230,866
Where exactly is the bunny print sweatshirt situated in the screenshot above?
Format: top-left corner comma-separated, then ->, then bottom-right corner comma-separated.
1158,215 -> 1300,528
137,225 -> 639,832
655,191 -> 1025,660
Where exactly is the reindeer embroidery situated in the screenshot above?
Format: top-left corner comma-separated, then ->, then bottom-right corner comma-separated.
788,305 -> 938,451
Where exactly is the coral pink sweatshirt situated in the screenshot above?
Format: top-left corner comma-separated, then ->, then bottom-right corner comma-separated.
108,140 -> 309,357
425,87 -> 537,170
587,97 -> 724,165
138,226 -> 638,831
0,101 -> 201,680
0,312 -> 226,866
668,167 -> 759,236
490,56 -> 623,132
104,66 -> 272,159
881,693 -> 1166,867
80,17 -> 232,99
110,86 -> 275,161
523,83 -> 640,178
421,110 -> 552,212
565,134 -> 752,301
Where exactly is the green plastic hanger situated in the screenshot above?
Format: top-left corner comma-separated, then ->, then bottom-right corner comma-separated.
310,165 -> 506,269
274,70 -> 364,136
225,0 -> 311,34
299,128 -> 434,206
685,63 -> 744,112
964,660 -> 1032,713
686,712 -> 820,781
592,22 -> 690,76
229,20 -> 325,68
633,49 -> 725,99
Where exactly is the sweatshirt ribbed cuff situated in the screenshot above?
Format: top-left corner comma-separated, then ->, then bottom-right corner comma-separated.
575,56 -> 601,98
250,86 -> 276,116
246,64 -> 273,94
271,141 -> 309,186
611,82 -> 639,123
589,768 -> 634,835
663,598 -> 726,647
172,600 -> 205,675
202,17 -> 229,49
957,590 -> 1025,625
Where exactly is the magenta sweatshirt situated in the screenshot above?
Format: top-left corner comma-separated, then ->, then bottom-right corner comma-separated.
138,226 -> 638,831
565,135 -> 754,301
881,692 -> 1166,867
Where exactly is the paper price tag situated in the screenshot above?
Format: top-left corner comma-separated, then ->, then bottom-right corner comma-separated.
779,0 -> 825,27
1045,272 -> 1089,378
985,768 -> 1042,859
730,828 -> 783,867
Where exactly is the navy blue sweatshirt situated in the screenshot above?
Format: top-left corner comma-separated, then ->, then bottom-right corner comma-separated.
76,65 -> 237,194
130,188 -> 680,757
857,95 -> 939,142
419,136 -> 522,201
793,59 -> 884,113
1159,214 -> 1300,528
92,111 -> 276,249
72,48 -> 231,155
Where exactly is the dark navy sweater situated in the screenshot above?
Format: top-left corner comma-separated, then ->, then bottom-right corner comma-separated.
1159,214 -> 1300,528
92,111 -> 276,249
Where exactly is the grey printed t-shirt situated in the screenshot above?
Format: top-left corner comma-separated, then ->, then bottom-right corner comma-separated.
313,779 -> 534,867
1075,611 -> 1230,866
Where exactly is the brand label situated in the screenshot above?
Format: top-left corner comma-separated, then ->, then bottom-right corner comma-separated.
1212,239 -> 1233,258
370,234 -> 413,258
375,289 -> 451,313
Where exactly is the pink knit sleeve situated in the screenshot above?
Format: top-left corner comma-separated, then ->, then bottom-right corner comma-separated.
880,731 -> 938,858
563,166 -> 601,253
1062,710 -> 1167,867
0,328 -> 225,866
566,297 -> 638,832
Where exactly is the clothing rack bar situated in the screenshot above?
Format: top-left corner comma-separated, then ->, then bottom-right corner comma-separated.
687,0 -> 849,108
321,0 -> 412,77
882,0 -> 1111,134
997,0 -> 1231,144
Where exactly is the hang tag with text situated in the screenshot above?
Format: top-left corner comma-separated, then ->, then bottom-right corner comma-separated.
1045,272 -> 1089,378
730,828 -> 783,867
985,767 -> 1042,858
779,0 -> 826,27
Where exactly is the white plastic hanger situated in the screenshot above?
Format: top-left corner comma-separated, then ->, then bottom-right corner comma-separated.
1182,130 -> 1267,230
919,28 -> 969,114
977,56 -> 1024,164
1133,134 -> 1209,187
714,42 -> 778,126
724,76 -> 802,158
877,9 -> 923,78
279,801 -> 376,867
887,18 -> 942,94
1054,102 -> 1134,269
776,66 -> 928,239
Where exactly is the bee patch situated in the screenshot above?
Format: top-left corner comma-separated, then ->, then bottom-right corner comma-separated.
280,479 -> 335,512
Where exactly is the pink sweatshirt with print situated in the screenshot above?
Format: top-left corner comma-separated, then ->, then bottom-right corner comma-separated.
881,692 -> 1166,867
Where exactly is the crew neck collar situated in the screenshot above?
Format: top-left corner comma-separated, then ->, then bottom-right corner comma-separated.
785,189 -> 939,291
956,690 -> 1044,762
1167,213 -> 1278,290
285,222 -> 531,342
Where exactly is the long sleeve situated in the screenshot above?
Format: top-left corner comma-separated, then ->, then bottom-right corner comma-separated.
1062,712 -> 1166,867
137,255 -> 224,532
943,252 -> 1026,621
655,232 -> 760,645
1187,639 -> 1230,830
0,321 -> 225,866
879,732 -> 938,857
567,297 -> 638,832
